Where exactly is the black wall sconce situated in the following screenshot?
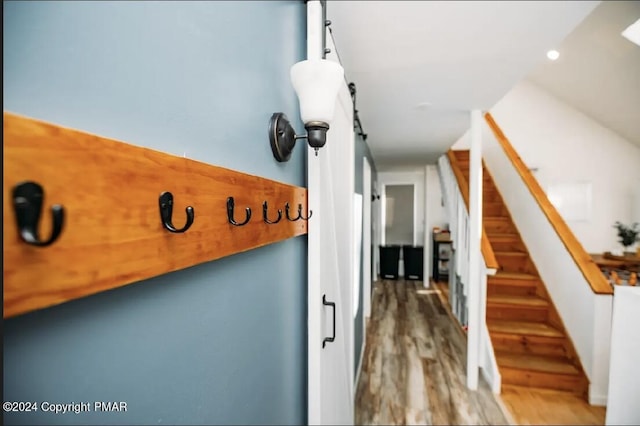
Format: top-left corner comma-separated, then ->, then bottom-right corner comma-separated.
269,2 -> 344,162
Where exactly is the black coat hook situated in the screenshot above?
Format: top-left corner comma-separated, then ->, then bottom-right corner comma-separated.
159,192 -> 194,233
300,204 -> 312,220
12,181 -> 64,247
227,197 -> 251,226
285,202 -> 312,221
285,202 -> 302,221
263,201 -> 282,224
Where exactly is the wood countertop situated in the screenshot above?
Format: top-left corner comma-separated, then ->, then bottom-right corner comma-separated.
591,253 -> 640,268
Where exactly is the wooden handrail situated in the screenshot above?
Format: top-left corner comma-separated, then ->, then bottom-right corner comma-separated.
484,112 -> 612,295
446,150 -> 499,271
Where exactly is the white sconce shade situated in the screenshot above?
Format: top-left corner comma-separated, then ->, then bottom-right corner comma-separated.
290,59 -> 344,125
268,58 -> 345,162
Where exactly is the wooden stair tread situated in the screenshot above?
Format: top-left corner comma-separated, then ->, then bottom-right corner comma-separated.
488,294 -> 548,307
496,352 -> 580,375
492,271 -> 538,280
487,233 -> 520,240
494,251 -> 528,257
487,320 -> 564,338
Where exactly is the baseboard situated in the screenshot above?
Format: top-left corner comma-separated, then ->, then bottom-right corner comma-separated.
588,392 -> 607,407
354,338 -> 366,391
481,365 -> 501,395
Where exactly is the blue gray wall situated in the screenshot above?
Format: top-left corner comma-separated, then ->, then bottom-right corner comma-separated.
3,2 -> 307,425
353,133 -> 377,376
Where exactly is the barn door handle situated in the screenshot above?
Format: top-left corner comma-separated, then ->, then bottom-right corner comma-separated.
322,294 -> 336,348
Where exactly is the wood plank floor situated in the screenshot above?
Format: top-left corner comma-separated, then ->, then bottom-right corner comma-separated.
500,385 -> 606,425
355,280 -> 510,425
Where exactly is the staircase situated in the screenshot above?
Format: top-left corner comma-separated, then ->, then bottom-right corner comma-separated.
451,150 -> 589,398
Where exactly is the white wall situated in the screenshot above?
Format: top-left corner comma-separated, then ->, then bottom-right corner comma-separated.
486,79 -> 640,254
606,286 -> 640,425
425,165 -> 449,279
633,183 -> 640,226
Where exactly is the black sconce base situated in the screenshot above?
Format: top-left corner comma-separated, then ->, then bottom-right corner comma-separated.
269,113 -> 297,162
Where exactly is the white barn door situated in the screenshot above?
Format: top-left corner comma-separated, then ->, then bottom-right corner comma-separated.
307,29 -> 355,425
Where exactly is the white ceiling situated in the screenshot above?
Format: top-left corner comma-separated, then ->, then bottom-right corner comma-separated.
327,1 -> 601,167
527,1 -> 640,147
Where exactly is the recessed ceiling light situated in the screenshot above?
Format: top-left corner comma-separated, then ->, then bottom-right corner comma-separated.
546,50 -> 560,61
622,18 -> 640,47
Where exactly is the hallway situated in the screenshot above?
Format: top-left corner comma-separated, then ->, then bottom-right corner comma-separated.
355,280 -> 510,425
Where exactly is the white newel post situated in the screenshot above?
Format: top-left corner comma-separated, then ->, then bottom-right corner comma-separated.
466,109 -> 483,390
424,164 -> 430,287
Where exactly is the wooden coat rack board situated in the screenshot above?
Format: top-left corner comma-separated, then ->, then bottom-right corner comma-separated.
3,112 -> 308,318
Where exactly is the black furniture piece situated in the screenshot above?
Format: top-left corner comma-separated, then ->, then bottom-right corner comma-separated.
402,245 -> 424,281
432,234 -> 452,282
379,245 -> 401,280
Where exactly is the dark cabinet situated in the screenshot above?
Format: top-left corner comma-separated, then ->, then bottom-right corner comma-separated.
379,245 -> 401,280
432,235 -> 452,282
402,245 -> 424,281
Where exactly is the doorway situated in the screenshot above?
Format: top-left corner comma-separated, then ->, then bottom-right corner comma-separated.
382,184 -> 415,278
383,184 -> 415,246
